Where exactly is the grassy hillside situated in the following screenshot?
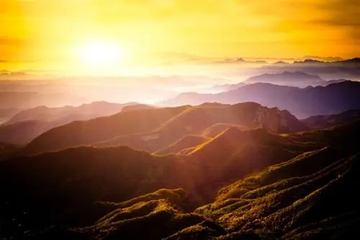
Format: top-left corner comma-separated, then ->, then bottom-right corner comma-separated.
202,123 -> 248,138
72,146 -> 360,239
1,121 -> 360,239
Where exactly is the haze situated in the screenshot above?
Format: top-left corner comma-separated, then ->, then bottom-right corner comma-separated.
1,0 -> 360,75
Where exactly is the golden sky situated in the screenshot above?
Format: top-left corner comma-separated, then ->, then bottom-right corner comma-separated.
1,0 -> 360,72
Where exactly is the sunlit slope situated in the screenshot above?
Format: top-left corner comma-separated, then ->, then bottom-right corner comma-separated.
202,123 -> 248,138
96,102 -> 306,152
194,148 -> 360,239
26,102 -> 308,155
153,134 -> 209,155
25,105 -> 190,154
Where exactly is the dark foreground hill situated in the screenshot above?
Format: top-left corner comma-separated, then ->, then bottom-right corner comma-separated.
25,102 -> 307,155
1,121 -> 360,239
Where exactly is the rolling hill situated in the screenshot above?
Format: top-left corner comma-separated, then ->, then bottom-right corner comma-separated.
25,102 -> 308,154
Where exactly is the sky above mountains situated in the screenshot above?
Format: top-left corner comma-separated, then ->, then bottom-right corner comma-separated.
1,0 -> 360,74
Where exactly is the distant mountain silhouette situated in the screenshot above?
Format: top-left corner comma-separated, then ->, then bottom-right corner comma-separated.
260,57 -> 360,79
0,102 -> 137,144
121,103 -> 155,112
4,101 -> 137,125
208,82 -> 247,92
0,120 -> 52,145
25,102 -> 308,154
0,91 -> 87,109
245,71 -> 325,87
0,107 -> 21,123
162,81 -> 360,118
1,120 -> 360,239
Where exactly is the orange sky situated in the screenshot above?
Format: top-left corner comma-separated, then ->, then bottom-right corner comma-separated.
1,0 -> 359,73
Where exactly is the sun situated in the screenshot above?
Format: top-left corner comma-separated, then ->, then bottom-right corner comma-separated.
77,40 -> 125,68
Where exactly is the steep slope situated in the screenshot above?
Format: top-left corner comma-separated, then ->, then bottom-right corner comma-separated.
162,81 -> 360,118
302,109 -> 360,129
202,123 -> 248,138
93,102 -> 307,153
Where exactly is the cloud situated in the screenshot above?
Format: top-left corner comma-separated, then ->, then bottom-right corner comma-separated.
311,0 -> 360,42
0,37 -> 30,46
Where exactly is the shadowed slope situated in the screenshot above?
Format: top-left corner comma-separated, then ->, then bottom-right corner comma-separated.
302,109 -> 360,129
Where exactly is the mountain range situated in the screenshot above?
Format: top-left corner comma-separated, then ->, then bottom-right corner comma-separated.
1,117 -> 359,239
163,81 -> 360,118
1,63 -> 360,240
23,102 -> 308,155
258,58 -> 360,80
244,71 -> 325,87
0,102 -> 138,144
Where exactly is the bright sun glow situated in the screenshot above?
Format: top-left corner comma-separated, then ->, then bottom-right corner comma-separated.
78,41 -> 125,69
